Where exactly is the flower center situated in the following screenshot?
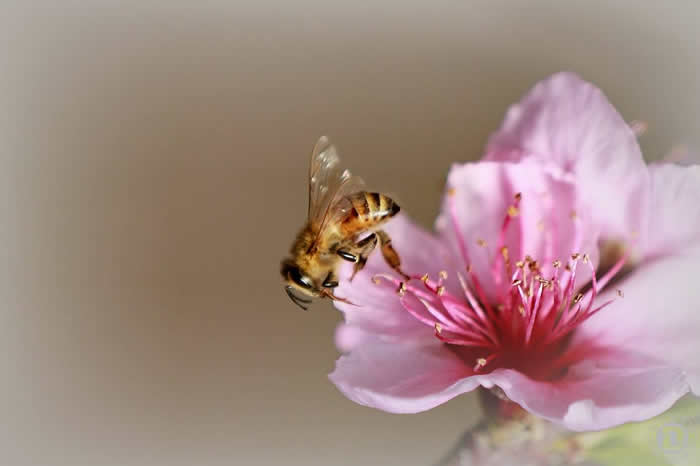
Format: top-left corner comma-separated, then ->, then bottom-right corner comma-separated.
372,191 -> 626,381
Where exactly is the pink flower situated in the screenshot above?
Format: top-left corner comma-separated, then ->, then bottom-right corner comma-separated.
329,73 -> 700,431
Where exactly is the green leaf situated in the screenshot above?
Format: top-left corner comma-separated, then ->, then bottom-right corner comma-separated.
573,396 -> 700,466
435,395 -> 700,465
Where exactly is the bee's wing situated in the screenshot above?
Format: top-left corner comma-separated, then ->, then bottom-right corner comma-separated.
308,136 -> 365,234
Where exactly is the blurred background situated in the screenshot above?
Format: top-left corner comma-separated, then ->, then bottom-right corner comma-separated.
1,1 -> 698,465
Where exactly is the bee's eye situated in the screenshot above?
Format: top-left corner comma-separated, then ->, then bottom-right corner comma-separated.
289,266 -> 313,289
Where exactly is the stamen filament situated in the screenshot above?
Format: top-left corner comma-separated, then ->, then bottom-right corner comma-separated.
389,196 -> 626,381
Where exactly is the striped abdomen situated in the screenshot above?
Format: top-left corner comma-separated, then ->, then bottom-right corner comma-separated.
341,191 -> 400,234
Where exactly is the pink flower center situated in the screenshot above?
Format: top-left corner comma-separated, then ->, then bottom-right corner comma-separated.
373,191 -> 626,381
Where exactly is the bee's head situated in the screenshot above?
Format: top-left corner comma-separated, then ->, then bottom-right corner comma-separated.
281,260 -> 317,310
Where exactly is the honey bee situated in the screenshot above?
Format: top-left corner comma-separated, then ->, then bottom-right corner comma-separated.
281,136 -> 408,310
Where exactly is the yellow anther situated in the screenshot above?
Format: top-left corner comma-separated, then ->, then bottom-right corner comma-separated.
515,260 -> 525,269
476,358 -> 487,368
447,187 -> 456,196
552,260 -> 561,268
435,323 -> 443,334
571,253 -> 581,261
512,279 -> 523,287
518,305 -> 526,316
570,210 -> 578,220
583,254 -> 590,264
421,273 -> 429,283
436,286 -> 445,296
439,270 -> 448,280
573,293 -> 583,304
501,246 -> 509,260
507,205 -> 520,217
372,276 -> 382,285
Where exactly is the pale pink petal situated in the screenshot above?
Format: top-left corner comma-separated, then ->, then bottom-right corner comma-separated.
574,244 -> 700,395
484,72 -> 649,242
329,337 -> 478,413
334,324 -> 376,354
645,163 -> 700,256
572,164 -> 700,393
329,336 -> 689,427
436,161 -> 600,300
333,215 -> 452,351
484,350 -> 689,431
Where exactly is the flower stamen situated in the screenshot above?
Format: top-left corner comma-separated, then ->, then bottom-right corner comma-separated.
419,193 -> 626,380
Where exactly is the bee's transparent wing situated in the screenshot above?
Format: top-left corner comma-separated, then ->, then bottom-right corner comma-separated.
308,136 -> 365,234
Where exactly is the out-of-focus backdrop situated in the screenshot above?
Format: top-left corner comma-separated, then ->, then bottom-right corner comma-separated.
1,2 -> 698,465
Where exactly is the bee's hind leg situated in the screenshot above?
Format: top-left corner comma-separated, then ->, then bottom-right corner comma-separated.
376,230 -> 409,280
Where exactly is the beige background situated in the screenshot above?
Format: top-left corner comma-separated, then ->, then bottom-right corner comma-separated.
1,1 -> 698,465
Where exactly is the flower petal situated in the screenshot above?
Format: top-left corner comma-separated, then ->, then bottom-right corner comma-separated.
329,337 -> 478,413
574,243 -> 700,396
436,161 -> 600,300
333,215 -> 452,350
330,335 -> 689,428
484,72 -> 649,242
483,349 -> 689,431
573,164 -> 700,394
645,163 -> 700,256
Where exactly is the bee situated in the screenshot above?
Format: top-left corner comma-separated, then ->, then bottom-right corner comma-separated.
281,136 -> 408,310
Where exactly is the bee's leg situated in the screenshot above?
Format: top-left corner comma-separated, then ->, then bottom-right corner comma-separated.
376,230 -> 409,280
340,233 -> 378,282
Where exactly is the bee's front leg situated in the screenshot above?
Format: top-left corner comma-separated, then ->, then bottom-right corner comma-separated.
376,230 -> 409,280
338,233 -> 378,282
